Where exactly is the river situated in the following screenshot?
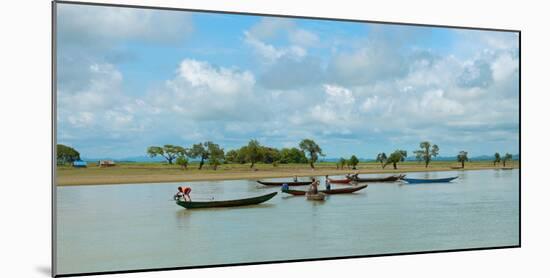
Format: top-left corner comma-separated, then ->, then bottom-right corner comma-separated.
55,169 -> 519,275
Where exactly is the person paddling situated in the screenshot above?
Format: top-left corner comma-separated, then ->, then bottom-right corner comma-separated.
309,178 -> 319,194
281,183 -> 289,192
325,175 -> 331,190
174,186 -> 192,202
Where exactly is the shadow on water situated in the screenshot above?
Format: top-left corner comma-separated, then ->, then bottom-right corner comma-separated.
281,194 -> 301,199
175,203 -> 277,219
35,266 -> 51,277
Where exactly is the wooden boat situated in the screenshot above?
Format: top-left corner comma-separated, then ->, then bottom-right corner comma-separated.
327,177 -> 352,184
282,185 -> 368,196
257,180 -> 312,186
500,167 -> 514,170
176,192 -> 277,209
306,192 -> 326,201
402,177 -> 458,184
351,174 -> 405,183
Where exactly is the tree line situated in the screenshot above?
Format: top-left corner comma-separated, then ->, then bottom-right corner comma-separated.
56,141 -> 516,170
146,139 -> 325,170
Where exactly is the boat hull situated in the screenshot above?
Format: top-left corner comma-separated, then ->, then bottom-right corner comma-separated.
176,192 -> 277,209
352,175 -> 405,183
282,185 -> 368,196
328,178 -> 352,184
257,181 -> 312,186
402,177 -> 458,184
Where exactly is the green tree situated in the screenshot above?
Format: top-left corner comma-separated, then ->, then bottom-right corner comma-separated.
261,147 -> 281,164
456,151 -> 469,168
337,157 -> 347,169
413,141 -> 439,168
235,146 -> 248,164
225,149 -> 239,163
503,153 -> 513,167
299,139 -> 324,168
206,142 -> 224,170
175,156 -> 189,169
384,150 -> 407,169
245,139 -> 263,168
147,144 -> 185,164
494,152 -> 501,166
376,152 -> 387,168
280,148 -> 307,164
56,144 -> 81,165
189,143 -> 210,169
349,155 -> 359,170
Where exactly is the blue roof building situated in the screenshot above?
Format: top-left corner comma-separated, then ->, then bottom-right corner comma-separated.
72,160 -> 87,168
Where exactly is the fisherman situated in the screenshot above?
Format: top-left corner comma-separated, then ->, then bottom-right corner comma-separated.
174,186 -> 192,202
281,183 -> 290,192
325,175 -> 331,190
309,178 -> 319,194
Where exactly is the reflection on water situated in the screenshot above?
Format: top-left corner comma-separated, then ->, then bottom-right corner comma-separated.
56,170 -> 519,275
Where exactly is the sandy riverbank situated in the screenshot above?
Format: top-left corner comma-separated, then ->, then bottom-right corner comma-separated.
55,161 -> 518,186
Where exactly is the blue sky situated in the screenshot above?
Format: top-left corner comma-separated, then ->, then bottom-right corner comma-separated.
56,3 -> 519,159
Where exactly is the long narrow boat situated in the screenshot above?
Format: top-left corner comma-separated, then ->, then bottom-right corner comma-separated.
402,177 -> 458,184
176,192 -> 277,209
351,174 -> 405,183
328,178 -> 352,184
257,180 -> 312,186
282,185 -> 368,196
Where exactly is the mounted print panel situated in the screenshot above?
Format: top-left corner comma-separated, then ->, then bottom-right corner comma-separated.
53,1 -> 520,277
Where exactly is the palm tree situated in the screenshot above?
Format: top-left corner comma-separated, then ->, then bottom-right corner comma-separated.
456,151 -> 468,168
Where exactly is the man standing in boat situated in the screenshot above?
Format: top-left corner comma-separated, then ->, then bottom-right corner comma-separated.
325,175 -> 331,190
309,178 -> 319,194
174,186 -> 192,202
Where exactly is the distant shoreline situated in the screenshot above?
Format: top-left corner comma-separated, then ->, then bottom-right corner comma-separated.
56,161 -> 518,186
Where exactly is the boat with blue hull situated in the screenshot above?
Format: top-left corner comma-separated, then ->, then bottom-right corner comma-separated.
402,176 -> 458,184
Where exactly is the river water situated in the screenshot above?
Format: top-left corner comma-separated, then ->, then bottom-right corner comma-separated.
55,169 -> 519,275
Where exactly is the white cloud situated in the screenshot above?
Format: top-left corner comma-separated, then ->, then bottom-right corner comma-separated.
58,4 -> 193,46
416,89 -> 464,116
491,53 -> 519,81
327,42 -> 407,86
305,84 -> 358,133
289,29 -> 320,47
174,59 -> 255,94
361,96 -> 379,112
247,18 -> 294,40
244,31 -> 307,63
57,62 -> 145,140
152,59 -> 257,121
56,12 -> 519,158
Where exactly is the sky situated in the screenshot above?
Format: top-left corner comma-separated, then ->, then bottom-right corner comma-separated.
56,3 -> 520,160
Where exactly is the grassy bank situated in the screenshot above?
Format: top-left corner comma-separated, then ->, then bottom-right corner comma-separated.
55,160 -> 519,186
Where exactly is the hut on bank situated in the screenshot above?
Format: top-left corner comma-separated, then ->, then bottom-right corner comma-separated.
98,160 -> 116,167
72,160 -> 87,168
